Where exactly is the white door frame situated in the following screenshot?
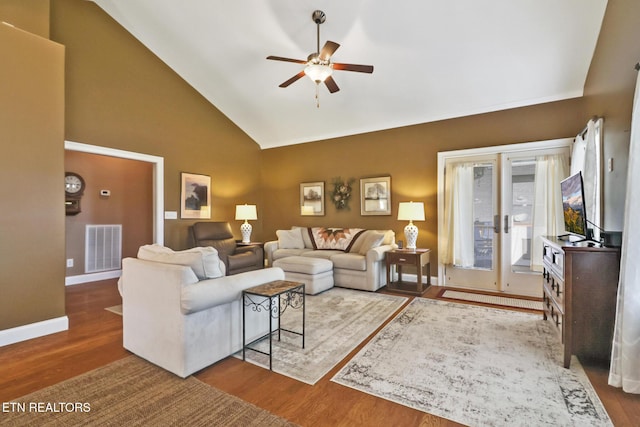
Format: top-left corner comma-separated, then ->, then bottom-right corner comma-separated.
65,140 -> 165,244
437,138 -> 573,289
64,141 -> 164,284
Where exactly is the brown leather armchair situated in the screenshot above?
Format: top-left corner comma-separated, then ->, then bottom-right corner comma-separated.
190,222 -> 263,275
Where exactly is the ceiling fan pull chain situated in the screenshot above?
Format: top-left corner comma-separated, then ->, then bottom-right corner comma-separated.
315,82 -> 320,108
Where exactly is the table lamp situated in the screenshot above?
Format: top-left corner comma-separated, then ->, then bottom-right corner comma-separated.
397,201 -> 425,249
235,204 -> 257,243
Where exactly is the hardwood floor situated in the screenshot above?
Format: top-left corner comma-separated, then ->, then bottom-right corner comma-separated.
1,279 -> 638,426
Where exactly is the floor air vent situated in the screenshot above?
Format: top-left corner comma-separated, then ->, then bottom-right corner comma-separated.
85,225 -> 122,273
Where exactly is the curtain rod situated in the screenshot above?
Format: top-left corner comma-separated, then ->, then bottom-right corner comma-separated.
578,115 -> 602,139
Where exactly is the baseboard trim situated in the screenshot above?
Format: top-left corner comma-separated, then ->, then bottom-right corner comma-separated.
0,316 -> 69,347
398,273 -> 439,286
65,270 -> 121,286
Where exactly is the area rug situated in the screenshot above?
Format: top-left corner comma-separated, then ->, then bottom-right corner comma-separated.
237,287 -> 407,385
105,304 -> 122,315
0,356 -> 295,427
438,289 -> 543,311
332,298 -> 612,427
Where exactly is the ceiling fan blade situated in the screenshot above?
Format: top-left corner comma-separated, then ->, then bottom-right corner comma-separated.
267,55 -> 307,64
279,71 -> 306,88
319,41 -> 340,61
332,63 -> 374,73
324,75 -> 340,93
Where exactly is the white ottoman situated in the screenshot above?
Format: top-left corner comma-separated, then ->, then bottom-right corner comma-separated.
273,256 -> 334,295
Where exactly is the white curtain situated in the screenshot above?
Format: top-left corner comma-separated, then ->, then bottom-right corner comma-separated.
609,71 -> 640,394
571,118 -> 603,240
530,154 -> 568,271
571,132 -> 587,176
441,162 -> 475,267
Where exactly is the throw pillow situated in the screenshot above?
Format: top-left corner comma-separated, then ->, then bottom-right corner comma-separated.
137,244 -> 225,280
309,227 -> 366,251
357,231 -> 386,255
276,228 -> 305,249
292,226 -> 313,248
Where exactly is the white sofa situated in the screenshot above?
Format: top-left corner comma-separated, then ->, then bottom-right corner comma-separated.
119,245 -> 285,378
264,227 -> 396,292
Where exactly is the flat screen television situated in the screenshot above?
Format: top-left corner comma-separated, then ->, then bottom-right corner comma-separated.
560,171 -> 588,241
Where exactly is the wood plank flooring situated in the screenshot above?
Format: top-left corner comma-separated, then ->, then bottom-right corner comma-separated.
0,279 -> 638,426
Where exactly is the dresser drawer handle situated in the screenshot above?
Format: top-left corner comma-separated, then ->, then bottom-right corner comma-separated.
550,308 -> 559,326
398,258 -> 406,262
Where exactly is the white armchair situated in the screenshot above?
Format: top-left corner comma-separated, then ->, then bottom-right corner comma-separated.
120,256 -> 284,378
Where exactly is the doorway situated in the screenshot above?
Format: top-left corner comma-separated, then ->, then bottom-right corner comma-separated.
437,139 -> 571,297
64,141 -> 164,285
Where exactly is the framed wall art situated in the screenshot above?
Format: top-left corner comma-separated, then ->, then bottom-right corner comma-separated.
360,176 -> 391,215
300,181 -> 325,216
180,172 -> 211,219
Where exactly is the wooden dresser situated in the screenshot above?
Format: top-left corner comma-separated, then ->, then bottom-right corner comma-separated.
541,236 -> 621,368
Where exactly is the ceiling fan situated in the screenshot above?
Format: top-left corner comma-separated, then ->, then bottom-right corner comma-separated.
267,10 -> 374,105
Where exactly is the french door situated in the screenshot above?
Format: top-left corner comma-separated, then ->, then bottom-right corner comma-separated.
437,140 -> 571,297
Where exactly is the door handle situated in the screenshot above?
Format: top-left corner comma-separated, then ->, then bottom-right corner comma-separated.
504,215 -> 510,234
493,215 -> 500,234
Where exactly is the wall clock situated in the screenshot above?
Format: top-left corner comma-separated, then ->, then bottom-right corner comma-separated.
65,172 -> 85,215
65,172 -> 85,196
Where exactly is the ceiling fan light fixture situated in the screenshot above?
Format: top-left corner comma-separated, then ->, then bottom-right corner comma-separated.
266,9 -> 372,101
304,63 -> 333,83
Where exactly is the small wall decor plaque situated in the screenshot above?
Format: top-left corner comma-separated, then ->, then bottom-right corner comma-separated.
331,177 -> 355,210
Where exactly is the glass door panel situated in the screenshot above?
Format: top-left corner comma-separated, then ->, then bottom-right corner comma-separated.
500,147 -> 570,297
472,164 -> 495,270
509,159 -> 535,273
444,158 -> 499,291
500,156 -> 540,296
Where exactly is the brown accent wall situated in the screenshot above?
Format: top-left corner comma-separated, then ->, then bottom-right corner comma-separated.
0,0 -> 49,38
64,151 -> 153,276
50,0 -> 263,250
582,0 -> 640,231
261,0 -> 640,263
261,99 -> 588,262
0,22 -> 65,330
1,0 -> 637,336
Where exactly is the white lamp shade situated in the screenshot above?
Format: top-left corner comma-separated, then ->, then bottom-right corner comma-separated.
397,202 -> 425,221
235,204 -> 257,221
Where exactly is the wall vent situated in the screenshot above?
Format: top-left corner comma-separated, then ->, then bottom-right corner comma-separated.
85,225 -> 122,273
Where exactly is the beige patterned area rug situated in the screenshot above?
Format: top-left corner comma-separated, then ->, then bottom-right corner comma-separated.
333,298 -> 612,427
237,287 -> 408,385
0,356 -> 295,427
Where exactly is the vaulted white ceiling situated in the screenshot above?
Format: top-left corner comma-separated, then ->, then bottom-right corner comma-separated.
91,0 -> 607,149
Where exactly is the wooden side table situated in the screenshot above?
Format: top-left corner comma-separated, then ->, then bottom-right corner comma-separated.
236,241 -> 265,267
236,241 -> 264,248
386,249 -> 431,296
